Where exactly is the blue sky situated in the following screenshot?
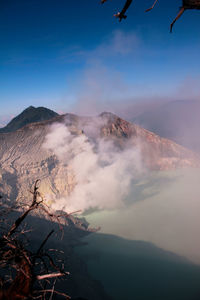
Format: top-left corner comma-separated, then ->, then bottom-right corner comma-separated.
0,0 -> 200,122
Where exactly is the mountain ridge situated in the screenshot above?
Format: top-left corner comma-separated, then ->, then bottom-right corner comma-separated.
0,107 -> 199,207
0,106 -> 59,133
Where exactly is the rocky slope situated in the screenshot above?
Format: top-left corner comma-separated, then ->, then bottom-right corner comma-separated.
0,110 -> 199,204
98,112 -> 200,170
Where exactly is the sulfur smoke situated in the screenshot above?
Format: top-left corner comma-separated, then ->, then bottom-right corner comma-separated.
43,121 -> 144,213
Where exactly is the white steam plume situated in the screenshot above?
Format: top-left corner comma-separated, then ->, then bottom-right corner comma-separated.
43,122 -> 144,213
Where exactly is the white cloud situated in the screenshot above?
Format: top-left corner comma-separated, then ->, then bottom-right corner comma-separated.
93,30 -> 140,57
58,30 -> 140,63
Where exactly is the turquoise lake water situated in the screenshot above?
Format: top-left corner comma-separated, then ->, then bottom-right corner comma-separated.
76,169 -> 200,300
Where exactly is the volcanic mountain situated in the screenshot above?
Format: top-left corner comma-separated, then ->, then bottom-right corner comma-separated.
0,107 -> 199,204
0,106 -> 58,133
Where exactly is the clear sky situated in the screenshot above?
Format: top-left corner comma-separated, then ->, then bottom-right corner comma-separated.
0,0 -> 200,121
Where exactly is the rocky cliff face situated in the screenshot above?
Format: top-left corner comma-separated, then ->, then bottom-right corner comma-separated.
0,111 -> 199,205
98,112 -> 200,170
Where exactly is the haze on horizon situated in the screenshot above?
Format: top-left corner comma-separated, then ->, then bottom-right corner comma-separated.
1,0 -> 200,123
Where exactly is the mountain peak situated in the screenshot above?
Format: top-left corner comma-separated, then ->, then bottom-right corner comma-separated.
0,106 -> 59,133
25,105 -> 35,111
99,112 -> 114,117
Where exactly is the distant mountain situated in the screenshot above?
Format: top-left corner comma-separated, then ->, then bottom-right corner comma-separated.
0,110 -> 199,203
0,106 -> 58,133
133,100 -> 200,153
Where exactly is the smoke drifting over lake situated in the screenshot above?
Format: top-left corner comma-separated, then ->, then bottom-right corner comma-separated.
42,118 -> 200,264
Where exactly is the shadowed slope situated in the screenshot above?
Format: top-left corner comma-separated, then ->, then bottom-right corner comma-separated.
77,233 -> 200,300
0,106 -> 58,133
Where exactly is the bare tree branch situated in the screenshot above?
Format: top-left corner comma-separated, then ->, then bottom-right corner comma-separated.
36,230 -> 54,256
0,180 -> 70,299
6,180 -> 42,238
102,0 -> 200,31
37,272 -> 70,281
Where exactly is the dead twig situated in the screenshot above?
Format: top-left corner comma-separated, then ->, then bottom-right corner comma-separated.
6,180 -> 42,238
37,272 -> 69,281
0,180 -> 70,299
103,0 -> 200,31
